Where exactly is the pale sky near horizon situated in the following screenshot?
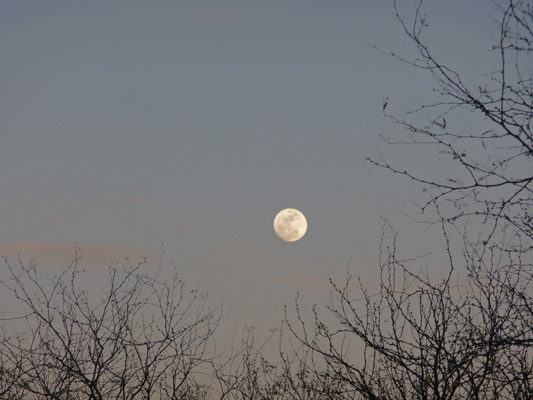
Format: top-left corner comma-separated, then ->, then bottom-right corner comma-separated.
0,1 -> 498,333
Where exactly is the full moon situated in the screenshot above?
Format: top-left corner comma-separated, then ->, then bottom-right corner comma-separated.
273,208 -> 308,242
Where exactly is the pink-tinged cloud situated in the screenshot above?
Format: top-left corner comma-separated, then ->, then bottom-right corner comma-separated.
188,4 -> 243,22
0,242 -> 148,267
269,270 -> 381,294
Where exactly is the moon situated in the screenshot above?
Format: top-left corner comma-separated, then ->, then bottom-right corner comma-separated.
273,208 -> 308,242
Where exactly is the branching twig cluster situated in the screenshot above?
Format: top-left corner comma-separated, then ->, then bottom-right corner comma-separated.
0,253 -> 223,400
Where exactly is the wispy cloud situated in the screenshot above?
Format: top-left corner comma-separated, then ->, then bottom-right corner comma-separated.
187,4 -> 244,23
0,242 -> 148,267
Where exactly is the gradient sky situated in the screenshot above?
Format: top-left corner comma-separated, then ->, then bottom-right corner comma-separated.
0,1 -> 498,333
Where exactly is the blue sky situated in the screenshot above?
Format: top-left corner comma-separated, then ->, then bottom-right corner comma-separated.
0,1 -> 497,330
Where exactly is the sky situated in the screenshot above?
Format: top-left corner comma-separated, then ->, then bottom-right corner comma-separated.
0,1 -> 498,335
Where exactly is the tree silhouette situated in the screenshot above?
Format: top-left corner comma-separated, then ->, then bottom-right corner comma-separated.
0,253 -> 222,400
286,1 -> 533,399
371,0 -> 533,247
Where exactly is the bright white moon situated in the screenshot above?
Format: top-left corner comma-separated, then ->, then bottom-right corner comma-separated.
273,208 -> 308,242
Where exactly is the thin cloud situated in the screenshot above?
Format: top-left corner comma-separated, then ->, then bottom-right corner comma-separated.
187,4 -> 244,22
0,242 -> 148,267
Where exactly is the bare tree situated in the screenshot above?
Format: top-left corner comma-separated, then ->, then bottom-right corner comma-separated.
211,327 -> 349,400
0,253 -> 222,400
371,0 -> 533,248
0,348 -> 25,400
285,1 -> 533,399
286,220 -> 533,399
211,327 -> 285,400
